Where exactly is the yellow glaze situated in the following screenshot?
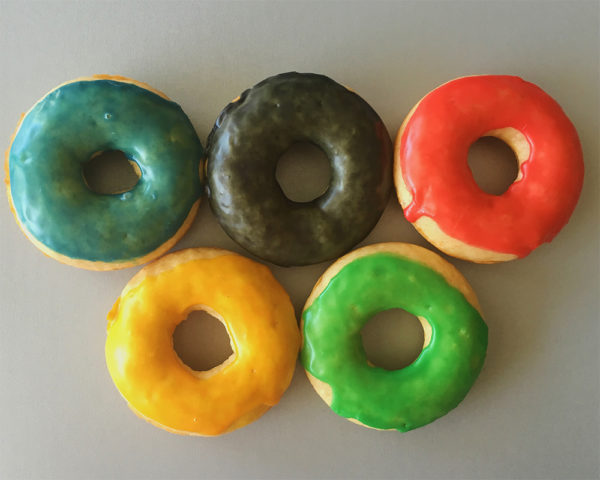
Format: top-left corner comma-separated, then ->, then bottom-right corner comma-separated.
105,248 -> 300,436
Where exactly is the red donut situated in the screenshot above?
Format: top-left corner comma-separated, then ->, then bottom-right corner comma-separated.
395,75 -> 584,263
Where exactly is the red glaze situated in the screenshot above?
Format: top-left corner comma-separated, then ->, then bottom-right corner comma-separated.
399,75 -> 584,257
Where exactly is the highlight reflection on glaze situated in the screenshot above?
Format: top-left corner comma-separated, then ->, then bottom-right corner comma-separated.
8,79 -> 203,263
398,75 -> 584,257
301,252 -> 487,432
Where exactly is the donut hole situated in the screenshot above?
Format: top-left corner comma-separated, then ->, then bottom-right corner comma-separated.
275,142 -> 331,202
467,137 -> 519,195
360,309 -> 426,371
172,310 -> 234,372
82,150 -> 140,194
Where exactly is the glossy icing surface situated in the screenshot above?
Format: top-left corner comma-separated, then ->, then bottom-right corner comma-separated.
105,250 -> 300,436
207,72 -> 392,266
8,79 -> 203,263
301,252 -> 487,431
398,75 -> 584,257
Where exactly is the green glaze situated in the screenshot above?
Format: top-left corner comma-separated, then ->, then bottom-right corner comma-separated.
8,79 -> 203,264
301,252 -> 487,432
206,72 -> 392,267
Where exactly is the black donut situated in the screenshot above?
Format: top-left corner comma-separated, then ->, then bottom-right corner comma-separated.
206,72 -> 392,266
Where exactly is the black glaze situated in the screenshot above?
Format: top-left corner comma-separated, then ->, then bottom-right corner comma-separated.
206,72 -> 392,266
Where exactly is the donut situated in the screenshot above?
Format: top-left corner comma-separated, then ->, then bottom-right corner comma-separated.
301,242 -> 487,432
5,75 -> 204,270
105,248 -> 300,436
395,75 -> 584,263
206,72 -> 392,266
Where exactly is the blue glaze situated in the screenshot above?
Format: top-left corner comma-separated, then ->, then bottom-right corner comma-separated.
8,79 -> 204,263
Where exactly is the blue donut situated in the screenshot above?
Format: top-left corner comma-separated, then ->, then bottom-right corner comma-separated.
6,76 -> 204,270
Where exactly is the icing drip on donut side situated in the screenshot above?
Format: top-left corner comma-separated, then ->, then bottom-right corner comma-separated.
301,252 -> 487,432
398,75 -> 584,257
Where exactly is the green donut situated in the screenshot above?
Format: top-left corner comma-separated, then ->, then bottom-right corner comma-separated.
6,76 -> 204,270
301,243 -> 488,432
206,72 -> 392,266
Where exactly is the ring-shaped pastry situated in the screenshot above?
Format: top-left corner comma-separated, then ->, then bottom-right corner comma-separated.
207,72 -> 392,267
6,75 -> 204,270
301,243 -> 487,432
395,75 -> 584,263
105,248 -> 300,436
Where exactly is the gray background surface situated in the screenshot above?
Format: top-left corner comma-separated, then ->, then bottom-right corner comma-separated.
1,1 -> 598,479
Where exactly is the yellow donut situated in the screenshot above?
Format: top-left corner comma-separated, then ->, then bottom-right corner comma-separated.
105,248 -> 300,436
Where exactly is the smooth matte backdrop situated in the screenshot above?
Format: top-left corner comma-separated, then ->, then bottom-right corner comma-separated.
1,1 -> 598,479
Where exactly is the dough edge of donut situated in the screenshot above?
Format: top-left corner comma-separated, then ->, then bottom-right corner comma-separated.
301,241 -> 483,430
392,77 -> 524,264
4,75 -> 201,271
